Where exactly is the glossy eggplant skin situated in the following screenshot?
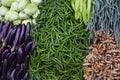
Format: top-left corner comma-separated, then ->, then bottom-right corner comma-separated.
25,40 -> 34,54
0,21 -> 4,33
0,21 -> 34,80
25,22 -> 31,38
0,22 -> 11,40
2,59 -> 7,80
11,26 -> 21,52
19,24 -> 25,44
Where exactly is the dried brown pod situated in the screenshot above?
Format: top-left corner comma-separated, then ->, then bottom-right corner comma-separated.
83,29 -> 120,80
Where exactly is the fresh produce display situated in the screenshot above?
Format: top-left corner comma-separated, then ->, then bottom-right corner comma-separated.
83,29 -> 120,80
72,0 -> 120,79
0,0 -> 120,79
0,21 -> 34,79
0,0 -> 42,25
29,0 -> 88,80
71,0 -> 93,25
83,0 -> 120,80
87,0 -> 120,43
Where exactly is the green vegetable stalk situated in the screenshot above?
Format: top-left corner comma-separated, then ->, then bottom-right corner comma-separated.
71,0 -> 94,25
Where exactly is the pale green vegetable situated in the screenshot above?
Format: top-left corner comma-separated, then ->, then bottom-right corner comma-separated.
5,10 -> 18,21
32,10 -> 40,18
18,0 -> 29,11
0,0 -> 41,25
1,0 -> 16,7
23,3 -> 38,16
0,16 -> 4,21
10,1 -> 19,12
0,16 -> 3,20
16,0 -> 20,2
13,19 -> 21,25
22,19 -> 32,25
32,19 -> 36,25
71,0 -> 93,25
0,6 -> 9,16
31,0 -> 42,5
19,12 -> 29,19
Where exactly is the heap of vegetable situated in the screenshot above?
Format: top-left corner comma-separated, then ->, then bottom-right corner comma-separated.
0,0 -> 42,25
71,0 -> 93,25
71,0 -> 120,79
0,21 -> 34,79
87,0 -> 120,43
83,29 -> 120,80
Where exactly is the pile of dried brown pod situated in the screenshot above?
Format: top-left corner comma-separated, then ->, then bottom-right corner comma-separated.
83,29 -> 120,80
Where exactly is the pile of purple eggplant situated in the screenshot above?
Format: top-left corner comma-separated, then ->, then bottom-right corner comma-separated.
0,21 -> 34,80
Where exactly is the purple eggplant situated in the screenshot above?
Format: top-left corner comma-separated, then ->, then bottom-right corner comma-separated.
0,21 -> 4,33
17,47 -> 23,64
0,22 -> 11,40
16,64 -> 24,80
23,55 -> 29,70
3,28 -> 13,47
8,52 -> 16,69
8,52 -> 15,63
11,26 -> 20,51
9,26 -> 17,46
2,49 -> 9,61
8,69 -> 15,80
25,22 -> 31,41
8,57 -> 17,75
25,40 -> 34,54
0,21 -> 35,80
0,61 -> 3,76
5,52 -> 10,59
14,64 -> 20,79
22,72 -> 28,80
19,24 -> 26,44
26,22 -> 31,36
0,48 -> 5,60
1,59 -> 7,80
